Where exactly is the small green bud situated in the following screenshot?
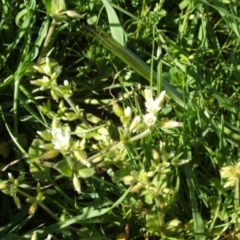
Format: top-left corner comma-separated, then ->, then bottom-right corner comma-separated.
138,170 -> 148,184
130,183 -> 142,192
36,192 -> 45,202
132,122 -> 145,133
14,196 -> 21,209
0,182 -> 9,190
159,141 -> 166,154
122,175 -> 134,185
37,130 -> 52,141
40,149 -> 59,160
26,197 -> 36,203
36,183 -> 41,193
14,179 -> 19,187
52,118 -> 59,129
29,202 -> 38,215
60,211 -> 67,221
147,171 -> 155,178
152,149 -> 160,161
74,150 -> 86,161
112,102 -> 124,117
45,189 -> 56,195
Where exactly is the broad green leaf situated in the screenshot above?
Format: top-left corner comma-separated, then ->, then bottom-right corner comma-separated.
30,161 -> 50,182
28,139 -> 45,158
56,160 -> 72,177
78,168 -> 95,178
43,0 -> 53,16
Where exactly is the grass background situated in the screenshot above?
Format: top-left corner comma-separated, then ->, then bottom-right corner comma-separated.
0,0 -> 239,239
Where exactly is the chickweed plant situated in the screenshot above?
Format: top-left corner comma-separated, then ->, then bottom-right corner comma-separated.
0,0 -> 240,239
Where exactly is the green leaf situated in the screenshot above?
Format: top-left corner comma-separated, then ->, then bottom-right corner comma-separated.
43,0 -> 52,16
28,139 -> 45,158
146,213 -> 162,233
56,160 -> 72,177
78,168 -> 95,178
101,0 -> 127,45
183,146 -> 206,240
30,161 -> 50,182
51,0 -> 67,15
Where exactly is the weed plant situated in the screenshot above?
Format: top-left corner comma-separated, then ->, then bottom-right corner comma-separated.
0,0 -> 240,239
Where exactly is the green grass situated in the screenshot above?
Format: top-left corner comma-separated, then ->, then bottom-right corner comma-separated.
0,0 -> 240,239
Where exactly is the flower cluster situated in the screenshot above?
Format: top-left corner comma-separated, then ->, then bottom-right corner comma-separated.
113,88 -> 183,134
143,89 -> 165,127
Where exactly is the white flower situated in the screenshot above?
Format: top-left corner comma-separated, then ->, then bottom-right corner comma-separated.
144,90 -> 166,114
51,128 -> 70,150
143,112 -> 157,127
63,80 -> 69,86
145,99 -> 161,114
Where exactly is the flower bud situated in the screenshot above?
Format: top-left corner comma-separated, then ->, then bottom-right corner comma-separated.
8,173 -> 15,183
144,89 -> 153,102
45,189 -> 56,195
152,149 -> 160,161
129,116 -> 141,133
31,231 -> 38,240
14,196 -> 21,209
130,182 -> 142,192
159,120 -> 183,129
138,170 -> 148,184
29,202 -> 38,215
65,10 -> 85,19
156,90 -> 166,108
36,192 -> 45,202
73,174 -> 81,194
124,106 -> 132,119
0,182 -> 9,190
112,102 -> 124,117
40,149 -> 59,160
159,141 -> 166,154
